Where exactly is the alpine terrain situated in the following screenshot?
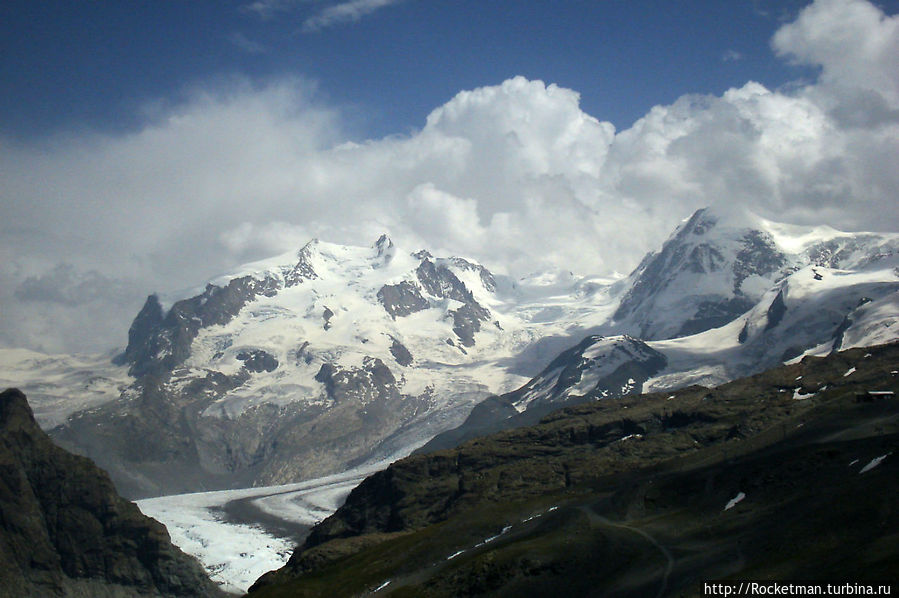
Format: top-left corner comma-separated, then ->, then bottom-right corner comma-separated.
250,341 -> 899,597
5,207 -> 897,502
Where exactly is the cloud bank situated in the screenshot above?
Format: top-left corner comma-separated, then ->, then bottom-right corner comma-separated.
1,0 -> 897,353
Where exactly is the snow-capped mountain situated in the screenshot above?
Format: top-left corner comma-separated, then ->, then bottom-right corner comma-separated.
422,210 -> 899,450
47,235 -> 619,497
611,208 -> 899,341
7,207 -> 898,498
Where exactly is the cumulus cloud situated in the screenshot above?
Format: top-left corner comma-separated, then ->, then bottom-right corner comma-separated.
772,0 -> 899,107
1,0 -> 897,353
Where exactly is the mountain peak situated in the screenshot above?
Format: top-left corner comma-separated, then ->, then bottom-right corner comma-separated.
680,207 -> 717,236
373,233 -> 395,262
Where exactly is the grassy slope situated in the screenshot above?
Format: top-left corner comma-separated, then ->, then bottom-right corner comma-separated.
249,343 -> 899,597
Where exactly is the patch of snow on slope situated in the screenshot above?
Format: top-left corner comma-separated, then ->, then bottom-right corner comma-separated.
792,388 -> 816,400
859,454 -> 891,474
724,492 -> 746,511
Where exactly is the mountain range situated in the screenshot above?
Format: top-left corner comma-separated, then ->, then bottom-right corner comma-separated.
2,207 -> 897,500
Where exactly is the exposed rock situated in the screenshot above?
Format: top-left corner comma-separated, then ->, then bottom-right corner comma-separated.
0,388 -> 222,598
373,234 -> 395,263
806,235 -> 897,269
124,277 -> 274,378
765,289 -> 788,331
416,259 -> 472,303
450,257 -> 497,292
676,296 -> 755,337
420,335 -> 667,453
733,230 -> 787,293
416,258 -> 492,346
122,294 -> 164,367
236,350 -> 279,373
614,208 -> 790,340
388,337 -> 413,367
283,241 -> 319,287
315,357 -> 398,405
377,281 -> 429,319
322,307 -> 334,331
451,302 -> 491,348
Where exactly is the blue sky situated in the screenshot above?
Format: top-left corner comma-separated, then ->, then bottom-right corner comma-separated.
1,0 -> 898,352
1,0 -> 826,139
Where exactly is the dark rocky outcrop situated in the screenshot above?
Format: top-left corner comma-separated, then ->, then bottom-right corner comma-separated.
314,357 -> 398,405
733,229 -> 787,292
676,296 -> 755,338
124,277 -> 273,378
282,241 -> 319,287
377,256 -> 493,347
373,234 -> 395,262
416,258 -> 492,347
0,388 -> 222,598
764,288 -> 788,331
122,242 -> 323,379
450,302 -> 491,347
321,307 -> 334,331
236,350 -> 279,373
388,337 -> 413,367
377,281 -> 429,319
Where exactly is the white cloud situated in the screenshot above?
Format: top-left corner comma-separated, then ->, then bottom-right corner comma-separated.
772,0 -> 899,107
1,0 -> 897,353
303,0 -> 404,32
241,0 -> 302,20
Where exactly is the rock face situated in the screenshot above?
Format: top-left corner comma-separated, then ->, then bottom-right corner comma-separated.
0,388 -> 222,598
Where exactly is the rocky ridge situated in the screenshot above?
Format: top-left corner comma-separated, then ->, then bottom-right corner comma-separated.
0,388 -> 223,598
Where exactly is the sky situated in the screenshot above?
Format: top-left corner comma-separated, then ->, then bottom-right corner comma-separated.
1,0 -> 898,353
